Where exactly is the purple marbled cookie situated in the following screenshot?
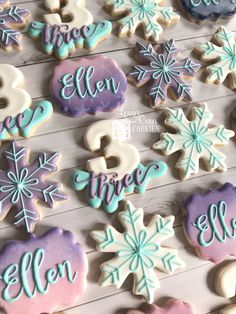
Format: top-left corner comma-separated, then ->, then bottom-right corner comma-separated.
180,0 -> 236,21
184,183 -> 236,263
51,56 -> 127,117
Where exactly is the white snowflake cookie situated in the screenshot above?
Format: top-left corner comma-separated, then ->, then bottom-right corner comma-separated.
195,26 -> 236,89
153,104 -> 234,180
91,201 -> 185,303
104,0 -> 180,41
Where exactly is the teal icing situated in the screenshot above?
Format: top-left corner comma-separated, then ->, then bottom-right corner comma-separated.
71,161 -> 168,213
1,248 -> 78,302
193,201 -> 236,247
59,66 -> 120,100
190,0 -> 221,6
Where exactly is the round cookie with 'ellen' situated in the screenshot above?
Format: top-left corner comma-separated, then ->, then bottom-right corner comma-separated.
51,56 -> 127,117
180,0 -> 236,22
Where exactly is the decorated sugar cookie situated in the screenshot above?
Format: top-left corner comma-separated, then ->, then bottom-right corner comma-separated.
195,26 -> 236,89
153,104 -> 234,180
51,56 -> 127,117
184,183 -> 236,263
0,227 -> 88,314
0,64 -> 53,142
71,120 -> 168,213
0,0 -> 30,50
128,299 -> 195,314
215,260 -> 236,314
28,20 -> 112,60
0,141 -> 68,233
128,41 -> 200,108
105,0 -> 180,41
91,201 -> 185,303
180,0 -> 236,21
43,0 -> 93,31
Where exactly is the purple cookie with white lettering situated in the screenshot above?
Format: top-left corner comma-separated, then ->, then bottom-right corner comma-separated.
0,227 -> 88,314
51,56 -> 127,117
184,183 -> 236,263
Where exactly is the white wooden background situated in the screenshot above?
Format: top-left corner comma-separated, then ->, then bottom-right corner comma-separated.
1,0 -> 236,313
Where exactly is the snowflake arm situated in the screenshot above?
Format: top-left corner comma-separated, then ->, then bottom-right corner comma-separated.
195,26 -> 236,88
128,40 -> 200,107
0,141 -> 68,232
153,104 -> 234,180
91,200 -> 185,302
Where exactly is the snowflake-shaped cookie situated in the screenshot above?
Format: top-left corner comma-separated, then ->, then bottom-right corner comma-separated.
127,298 -> 195,314
153,104 -> 234,180
195,26 -> 236,89
91,201 -> 185,303
0,141 -> 68,233
128,41 -> 200,108
104,0 -> 180,41
0,0 -> 30,50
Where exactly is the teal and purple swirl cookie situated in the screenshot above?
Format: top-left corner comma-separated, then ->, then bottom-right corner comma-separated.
180,0 -> 236,21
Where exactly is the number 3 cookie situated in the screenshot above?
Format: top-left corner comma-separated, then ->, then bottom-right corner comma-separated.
71,120 -> 168,213
43,0 -> 93,30
0,64 -> 53,142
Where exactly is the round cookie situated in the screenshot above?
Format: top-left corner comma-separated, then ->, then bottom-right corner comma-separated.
0,227 -> 88,314
180,0 -> 236,21
51,56 -> 127,117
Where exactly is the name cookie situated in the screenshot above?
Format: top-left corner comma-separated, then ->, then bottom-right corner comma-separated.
195,26 -> 236,89
128,41 -> 200,108
104,0 -> 180,41
0,64 -> 53,142
71,120 -> 168,212
0,227 -> 88,314
43,0 -> 93,30
28,20 -> 112,60
128,299 -> 195,314
184,183 -> 236,263
0,0 -> 30,50
91,201 -> 185,303
51,56 -> 127,117
153,104 -> 234,180
0,141 -> 68,233
180,0 -> 236,21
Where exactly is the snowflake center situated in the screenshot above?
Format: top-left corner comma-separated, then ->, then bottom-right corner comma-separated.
16,182 -> 24,190
191,133 -> 201,141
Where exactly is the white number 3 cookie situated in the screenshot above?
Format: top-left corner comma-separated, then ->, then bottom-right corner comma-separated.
215,261 -> 236,313
43,0 -> 93,30
0,64 -> 31,120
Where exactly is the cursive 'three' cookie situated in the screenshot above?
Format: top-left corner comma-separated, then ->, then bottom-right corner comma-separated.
51,56 -> 127,117
128,299 -> 195,314
91,201 -> 185,303
153,104 -> 234,180
0,227 -> 88,314
184,183 -> 236,263
195,26 -> 236,89
180,0 -> 236,22
127,41 -> 200,108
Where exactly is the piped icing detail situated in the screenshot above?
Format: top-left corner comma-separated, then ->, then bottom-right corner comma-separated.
91,201 -> 185,303
184,182 -> 236,263
0,227 -> 88,314
28,20 -> 112,60
105,0 -> 180,41
127,41 -> 200,108
0,141 -> 68,233
153,104 -> 234,180
51,56 -> 127,117
127,298 -> 195,314
195,26 -> 236,88
0,0 -> 30,50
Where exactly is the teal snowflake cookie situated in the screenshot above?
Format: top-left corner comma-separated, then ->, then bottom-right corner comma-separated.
0,141 -> 68,233
153,104 -> 234,180
128,41 -> 200,108
195,26 -> 236,89
91,201 -> 185,303
104,0 -> 180,41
